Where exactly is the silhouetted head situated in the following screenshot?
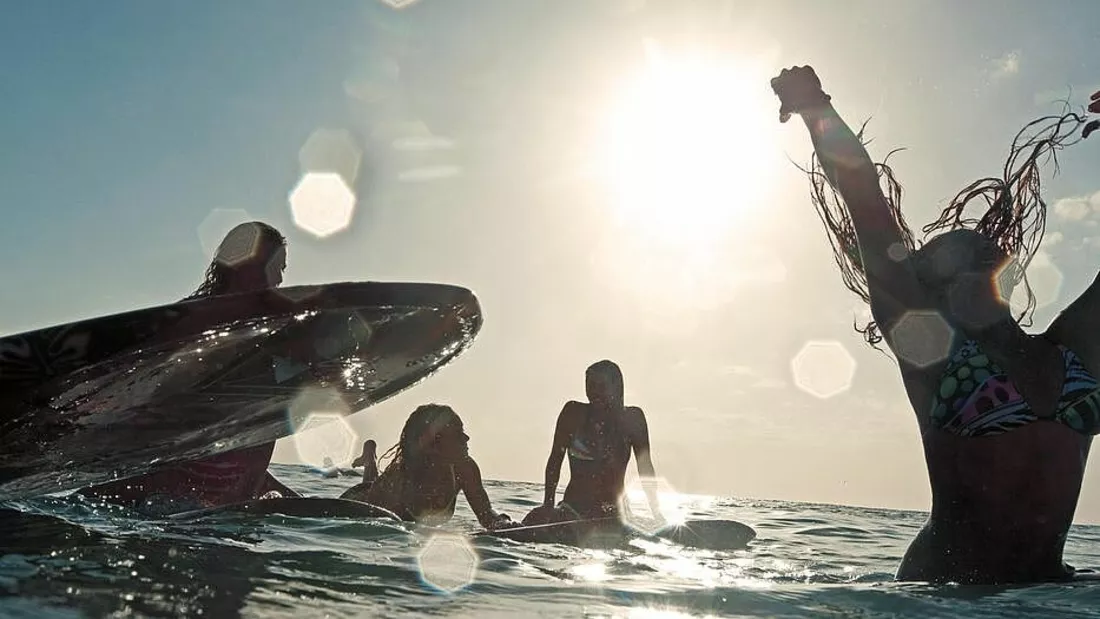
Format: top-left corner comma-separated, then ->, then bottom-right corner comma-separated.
397,404 -> 469,467
586,360 -> 624,411
362,440 -> 377,457
191,221 -> 287,298
912,229 -> 1017,331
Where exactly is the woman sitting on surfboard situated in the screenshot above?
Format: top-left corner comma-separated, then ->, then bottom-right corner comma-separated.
340,404 -> 515,530
78,222 -> 300,512
522,360 -> 662,527
772,66 -> 1099,583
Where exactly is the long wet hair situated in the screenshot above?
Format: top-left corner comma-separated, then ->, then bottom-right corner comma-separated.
377,404 -> 462,475
804,107 -> 1093,347
187,221 -> 286,299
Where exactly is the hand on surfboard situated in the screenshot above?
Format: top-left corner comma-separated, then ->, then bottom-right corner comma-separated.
489,512 -> 519,531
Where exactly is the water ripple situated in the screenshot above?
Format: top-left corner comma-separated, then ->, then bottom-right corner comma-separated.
1,466 -> 1099,618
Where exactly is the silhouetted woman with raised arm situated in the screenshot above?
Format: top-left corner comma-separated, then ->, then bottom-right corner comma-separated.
773,66 -> 1099,584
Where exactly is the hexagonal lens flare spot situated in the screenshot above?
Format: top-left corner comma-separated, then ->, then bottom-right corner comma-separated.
287,387 -> 350,431
790,340 -> 856,399
214,223 -> 270,268
298,128 -> 362,187
380,0 -> 420,9
288,172 -> 357,238
293,412 -> 360,469
417,533 -> 478,594
620,476 -> 686,536
888,310 -> 955,369
272,284 -> 326,304
993,257 -> 1024,305
197,208 -> 255,261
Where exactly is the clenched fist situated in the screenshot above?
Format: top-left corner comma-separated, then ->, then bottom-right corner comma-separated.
770,65 -> 832,123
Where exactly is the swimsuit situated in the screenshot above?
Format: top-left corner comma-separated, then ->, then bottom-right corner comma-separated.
564,409 -> 631,517
567,413 -> 628,464
930,339 -> 1100,437
568,434 -> 602,462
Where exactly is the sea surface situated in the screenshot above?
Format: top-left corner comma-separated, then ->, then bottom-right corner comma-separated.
2,464 -> 1100,618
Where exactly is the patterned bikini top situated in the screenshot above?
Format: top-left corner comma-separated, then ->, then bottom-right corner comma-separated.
930,339 -> 1100,437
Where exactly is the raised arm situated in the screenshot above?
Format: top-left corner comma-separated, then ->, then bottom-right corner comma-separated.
456,457 -> 511,529
541,403 -> 576,508
1049,269 -> 1100,374
772,66 -> 927,342
1007,92 -> 1099,366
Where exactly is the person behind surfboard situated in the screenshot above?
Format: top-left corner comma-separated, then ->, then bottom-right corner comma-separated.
522,360 -> 662,527
353,439 -> 380,482
78,222 -> 301,512
772,66 -> 1100,584
340,404 -> 514,530
341,440 -> 380,493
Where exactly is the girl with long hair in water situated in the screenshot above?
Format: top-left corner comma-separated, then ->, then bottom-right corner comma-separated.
772,65 -> 1099,583
342,404 -> 514,530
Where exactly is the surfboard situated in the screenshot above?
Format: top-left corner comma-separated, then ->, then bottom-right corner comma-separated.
477,518 -> 756,551
0,281 -> 482,500
314,468 -> 360,479
654,519 -> 756,550
168,497 -> 402,521
474,517 -> 621,545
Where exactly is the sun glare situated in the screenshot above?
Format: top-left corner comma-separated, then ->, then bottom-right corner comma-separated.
601,41 -> 780,246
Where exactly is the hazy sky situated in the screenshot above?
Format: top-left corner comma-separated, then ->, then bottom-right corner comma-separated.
3,0 -> 1100,520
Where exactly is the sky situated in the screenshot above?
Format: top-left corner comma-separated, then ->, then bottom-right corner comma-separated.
3,0 -> 1100,520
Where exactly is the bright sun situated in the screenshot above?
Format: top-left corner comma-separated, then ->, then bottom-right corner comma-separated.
600,41 -> 780,247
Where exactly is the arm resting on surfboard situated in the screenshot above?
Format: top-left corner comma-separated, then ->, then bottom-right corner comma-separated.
457,458 -> 512,530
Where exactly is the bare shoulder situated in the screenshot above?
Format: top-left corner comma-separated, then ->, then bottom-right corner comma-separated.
621,406 -> 648,431
563,400 -> 587,412
455,456 -> 482,482
560,400 -> 587,422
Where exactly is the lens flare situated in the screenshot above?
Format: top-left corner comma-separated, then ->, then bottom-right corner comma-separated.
417,533 -> 479,594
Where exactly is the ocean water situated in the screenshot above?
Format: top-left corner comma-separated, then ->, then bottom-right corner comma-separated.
2,464 -> 1100,618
